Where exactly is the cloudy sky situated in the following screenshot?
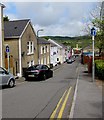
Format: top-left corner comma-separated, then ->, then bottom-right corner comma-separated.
2,1 -> 99,37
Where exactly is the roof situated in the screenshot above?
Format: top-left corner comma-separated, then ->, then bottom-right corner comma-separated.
51,43 -> 57,47
4,19 -> 30,39
48,39 -> 65,48
38,38 -> 50,44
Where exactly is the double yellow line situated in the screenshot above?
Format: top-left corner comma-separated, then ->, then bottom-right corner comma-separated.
50,87 -> 72,119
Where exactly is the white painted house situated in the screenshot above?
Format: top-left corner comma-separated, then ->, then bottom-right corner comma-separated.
48,39 -> 66,66
50,42 -> 58,66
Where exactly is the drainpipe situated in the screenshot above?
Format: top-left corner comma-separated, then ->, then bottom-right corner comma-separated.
19,38 -> 22,77
0,3 -> 5,67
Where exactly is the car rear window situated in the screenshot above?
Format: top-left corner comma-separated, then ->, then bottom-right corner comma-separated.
27,65 -> 40,70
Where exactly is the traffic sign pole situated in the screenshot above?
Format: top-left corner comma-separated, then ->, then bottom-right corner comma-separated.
92,35 -> 95,82
7,52 -> 10,72
91,27 -> 96,82
6,45 -> 10,72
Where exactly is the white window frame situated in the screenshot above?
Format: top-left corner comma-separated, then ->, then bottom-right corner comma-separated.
27,41 -> 34,55
44,46 -> 46,53
41,46 -> 43,54
47,46 -> 49,52
27,60 -> 34,67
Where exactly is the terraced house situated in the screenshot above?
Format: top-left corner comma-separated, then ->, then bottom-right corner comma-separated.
4,19 -> 38,77
37,38 -> 50,66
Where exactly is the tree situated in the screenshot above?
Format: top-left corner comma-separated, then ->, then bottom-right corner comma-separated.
3,15 -> 9,21
91,2 -> 104,56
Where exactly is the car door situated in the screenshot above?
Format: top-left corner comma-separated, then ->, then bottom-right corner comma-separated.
42,65 -> 50,78
0,68 -> 10,85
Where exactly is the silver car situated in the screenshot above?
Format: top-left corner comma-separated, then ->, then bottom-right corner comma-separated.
0,67 -> 15,88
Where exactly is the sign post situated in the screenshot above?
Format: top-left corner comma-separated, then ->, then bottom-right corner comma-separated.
91,27 -> 96,82
6,45 -> 10,72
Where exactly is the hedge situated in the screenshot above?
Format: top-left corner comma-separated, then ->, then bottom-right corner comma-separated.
95,60 -> 104,80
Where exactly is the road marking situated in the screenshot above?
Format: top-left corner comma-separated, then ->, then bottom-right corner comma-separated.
69,66 -> 79,118
50,90 -> 67,119
57,87 -> 72,119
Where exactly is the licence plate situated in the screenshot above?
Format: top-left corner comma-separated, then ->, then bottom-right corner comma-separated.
28,75 -> 34,77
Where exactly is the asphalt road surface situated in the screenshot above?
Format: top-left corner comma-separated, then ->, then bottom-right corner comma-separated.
2,57 -> 80,119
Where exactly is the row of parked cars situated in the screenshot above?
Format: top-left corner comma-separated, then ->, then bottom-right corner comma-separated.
0,64 -> 53,88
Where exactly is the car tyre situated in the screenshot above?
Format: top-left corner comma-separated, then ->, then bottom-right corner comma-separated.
25,77 -> 28,81
43,74 -> 46,80
8,79 -> 15,88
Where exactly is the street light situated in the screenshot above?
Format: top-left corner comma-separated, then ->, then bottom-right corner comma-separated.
37,29 -> 44,38
37,29 -> 44,64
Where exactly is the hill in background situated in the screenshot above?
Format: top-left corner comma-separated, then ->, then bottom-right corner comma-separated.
42,35 -> 92,48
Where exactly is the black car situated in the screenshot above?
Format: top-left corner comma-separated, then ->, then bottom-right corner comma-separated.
24,64 -> 53,81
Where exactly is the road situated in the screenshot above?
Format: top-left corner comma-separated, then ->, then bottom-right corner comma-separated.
2,57 -> 80,119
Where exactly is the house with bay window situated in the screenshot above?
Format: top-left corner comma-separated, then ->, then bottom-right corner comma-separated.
4,19 -> 38,77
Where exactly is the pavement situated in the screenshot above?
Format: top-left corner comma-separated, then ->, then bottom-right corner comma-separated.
69,63 -> 103,119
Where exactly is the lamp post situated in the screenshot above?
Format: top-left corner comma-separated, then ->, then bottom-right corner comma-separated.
37,29 -> 44,38
37,29 -> 44,64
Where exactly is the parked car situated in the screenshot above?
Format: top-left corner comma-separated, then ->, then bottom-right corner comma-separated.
24,64 -> 53,81
66,59 -> 73,64
0,67 -> 16,88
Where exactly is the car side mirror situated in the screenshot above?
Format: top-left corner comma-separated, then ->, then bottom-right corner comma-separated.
5,71 -> 9,75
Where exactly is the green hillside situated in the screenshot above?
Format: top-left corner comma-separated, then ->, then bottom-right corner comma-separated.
42,35 -> 92,48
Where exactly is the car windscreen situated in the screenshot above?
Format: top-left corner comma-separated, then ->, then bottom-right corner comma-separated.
27,65 -> 41,71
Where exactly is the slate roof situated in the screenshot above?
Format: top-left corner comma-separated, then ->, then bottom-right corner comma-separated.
4,19 -> 30,38
38,38 -> 50,44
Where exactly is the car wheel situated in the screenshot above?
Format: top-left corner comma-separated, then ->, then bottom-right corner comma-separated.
25,77 -> 28,81
8,79 -> 15,88
43,74 -> 46,80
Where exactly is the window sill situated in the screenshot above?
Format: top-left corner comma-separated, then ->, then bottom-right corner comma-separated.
27,53 -> 34,56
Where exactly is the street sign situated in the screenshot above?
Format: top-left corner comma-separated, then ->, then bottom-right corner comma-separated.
91,27 -> 96,36
6,45 -> 10,53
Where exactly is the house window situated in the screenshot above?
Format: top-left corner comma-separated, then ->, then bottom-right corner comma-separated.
27,62 -> 30,67
27,60 -> 34,67
31,60 -> 34,66
30,42 -> 33,53
41,46 -> 43,54
46,46 -> 47,52
47,46 -> 49,52
27,41 -> 34,54
27,42 -> 29,53
57,58 -> 59,61
44,57 -> 46,65
44,46 -> 46,53
42,47 -> 44,53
